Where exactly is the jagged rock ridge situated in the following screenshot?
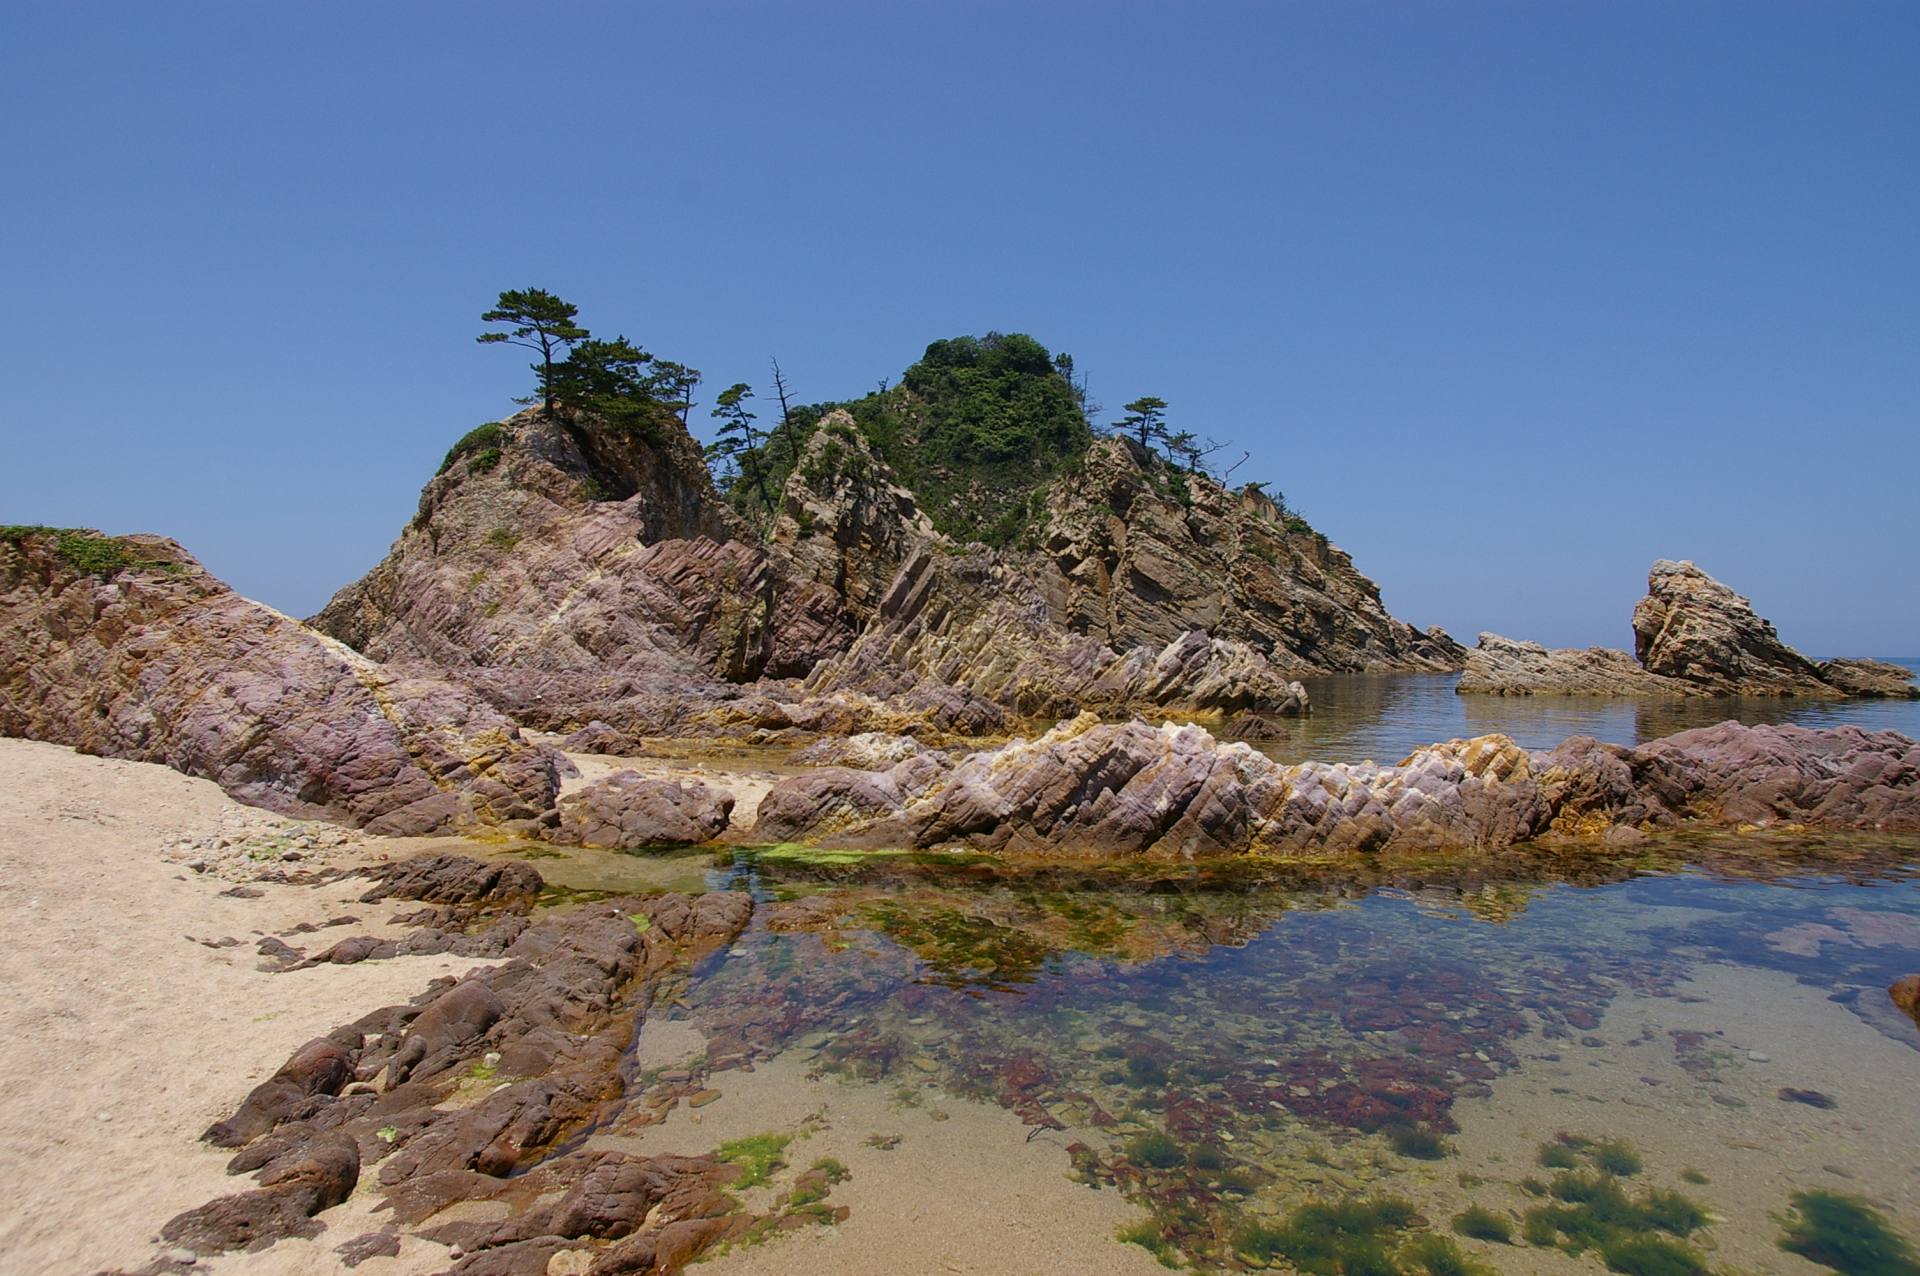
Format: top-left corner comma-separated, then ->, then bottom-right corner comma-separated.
312,406 -> 1457,739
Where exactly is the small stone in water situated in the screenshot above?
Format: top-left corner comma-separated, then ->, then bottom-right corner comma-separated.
688,1089 -> 722,1108
1747,1050 -> 1772,1062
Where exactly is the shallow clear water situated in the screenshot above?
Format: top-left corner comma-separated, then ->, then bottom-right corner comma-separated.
1252,662 -> 1920,765
510,835 -> 1920,1274
508,672 -> 1920,1273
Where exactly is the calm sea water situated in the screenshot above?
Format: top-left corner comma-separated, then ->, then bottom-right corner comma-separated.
1253,662 -> 1920,765
499,671 -> 1920,1274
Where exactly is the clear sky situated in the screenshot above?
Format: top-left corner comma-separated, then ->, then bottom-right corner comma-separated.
3,3 -> 1914,654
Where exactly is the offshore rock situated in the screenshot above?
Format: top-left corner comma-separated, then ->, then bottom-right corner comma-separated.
753,714 -> 1920,856
0,529 -> 561,833
1458,633 -> 1696,697
553,772 -> 735,847
1631,559 -> 1833,695
1462,560 -> 1912,699
1818,658 -> 1920,700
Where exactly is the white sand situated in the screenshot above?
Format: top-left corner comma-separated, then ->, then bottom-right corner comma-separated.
0,738 -> 498,1275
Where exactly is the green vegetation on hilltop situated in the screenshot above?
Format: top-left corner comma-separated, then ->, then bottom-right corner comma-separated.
710,331 -> 1096,547
0,525 -> 179,576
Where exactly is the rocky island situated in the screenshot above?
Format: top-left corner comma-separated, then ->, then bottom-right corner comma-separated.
1460,559 -> 1919,699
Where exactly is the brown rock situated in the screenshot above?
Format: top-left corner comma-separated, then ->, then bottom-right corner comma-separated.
1631,559 -> 1833,695
0,529 -> 562,832
1458,633 -> 1696,697
1888,974 -> 1920,1027
203,1033 -> 359,1148
1819,658 -> 1920,699
753,714 -> 1920,855
553,772 -> 734,848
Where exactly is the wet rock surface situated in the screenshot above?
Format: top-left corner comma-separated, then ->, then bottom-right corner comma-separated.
0,530 -> 563,833
144,853 -> 770,1273
754,714 -> 1920,855
552,771 -> 735,847
1463,559 -> 1914,699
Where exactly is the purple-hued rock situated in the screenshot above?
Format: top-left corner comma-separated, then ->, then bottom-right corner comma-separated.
753,714 -> 1920,856
0,530 -> 562,832
554,771 -> 735,847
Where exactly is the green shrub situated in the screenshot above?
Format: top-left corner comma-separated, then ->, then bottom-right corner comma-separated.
439,421 -> 505,474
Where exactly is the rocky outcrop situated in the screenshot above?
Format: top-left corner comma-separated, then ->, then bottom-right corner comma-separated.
804,544 -> 1311,728
1630,559 -> 1833,695
162,856 -> 764,1268
791,731 -> 930,769
1461,560 -> 1915,699
1035,438 -> 1464,673
0,529 -> 562,834
552,772 -> 735,847
313,406 -> 847,698
764,415 -> 937,628
311,406 -> 1466,744
753,713 -> 1920,856
1457,633 -> 1697,697
1817,658 -> 1920,700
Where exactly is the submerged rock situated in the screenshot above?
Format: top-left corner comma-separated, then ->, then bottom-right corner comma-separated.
753,714 -> 1920,856
1889,974 -> 1920,1030
0,529 -> 562,833
1461,559 -> 1913,699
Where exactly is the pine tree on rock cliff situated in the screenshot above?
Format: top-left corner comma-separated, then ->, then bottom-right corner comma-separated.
646,360 -> 702,428
707,382 -> 776,520
478,288 -> 591,414
1119,396 -> 1171,458
550,335 -> 660,436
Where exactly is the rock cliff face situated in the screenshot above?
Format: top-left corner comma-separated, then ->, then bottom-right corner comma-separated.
311,407 -> 1457,741
0,529 -> 562,833
1461,560 -> 1916,699
1036,439 -> 1463,672
752,713 -> 1920,856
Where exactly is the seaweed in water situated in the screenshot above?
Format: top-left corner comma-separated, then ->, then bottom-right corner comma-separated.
1778,1189 -> 1920,1276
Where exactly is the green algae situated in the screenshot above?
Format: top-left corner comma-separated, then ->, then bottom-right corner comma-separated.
1232,1196 -> 1419,1274
1385,1123 -> 1451,1161
716,1131 -> 795,1189
1400,1234 -> 1492,1276
1451,1206 -> 1513,1244
1118,1218 -> 1184,1269
1778,1189 -> 1920,1276
1126,1131 -> 1185,1170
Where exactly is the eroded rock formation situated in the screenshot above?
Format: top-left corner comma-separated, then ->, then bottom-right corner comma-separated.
0,529 -> 562,834
1461,560 -> 1916,699
309,407 -> 1463,743
753,713 -> 1920,856
1036,437 -> 1463,672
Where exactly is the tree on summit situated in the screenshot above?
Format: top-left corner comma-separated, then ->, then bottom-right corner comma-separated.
1118,396 -> 1170,456
477,289 -> 589,414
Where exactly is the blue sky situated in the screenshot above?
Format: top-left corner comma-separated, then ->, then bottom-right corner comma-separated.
3,2 -> 1914,653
